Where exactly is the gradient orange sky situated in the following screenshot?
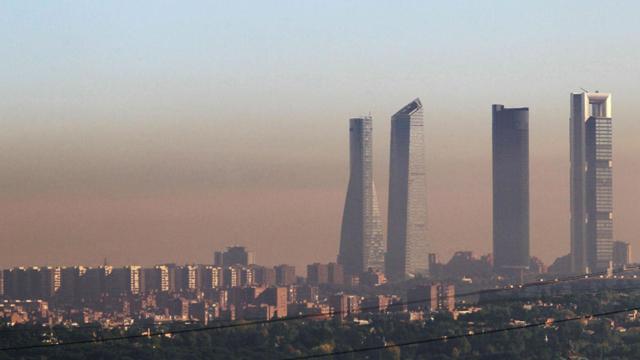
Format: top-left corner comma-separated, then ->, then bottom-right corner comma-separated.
2,1 -> 640,270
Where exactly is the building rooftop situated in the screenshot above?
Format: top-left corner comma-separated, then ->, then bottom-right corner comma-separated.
392,98 -> 422,117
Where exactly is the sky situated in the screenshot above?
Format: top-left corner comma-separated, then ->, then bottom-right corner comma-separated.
1,1 -> 640,270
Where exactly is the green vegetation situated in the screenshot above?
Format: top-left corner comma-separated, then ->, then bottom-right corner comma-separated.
2,290 -> 640,359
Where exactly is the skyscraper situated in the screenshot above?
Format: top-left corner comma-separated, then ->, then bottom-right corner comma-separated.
492,105 -> 529,274
386,98 -> 428,281
338,116 -> 385,275
570,91 -> 613,273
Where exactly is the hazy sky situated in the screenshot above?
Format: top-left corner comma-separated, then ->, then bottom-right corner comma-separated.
2,1 -> 640,270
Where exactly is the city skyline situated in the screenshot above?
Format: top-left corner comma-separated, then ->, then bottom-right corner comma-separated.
0,91 -> 632,273
2,1 -> 640,271
4,2 -> 640,358
0,91 -> 634,272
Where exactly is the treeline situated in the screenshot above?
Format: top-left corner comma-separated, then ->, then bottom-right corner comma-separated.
3,291 -> 640,359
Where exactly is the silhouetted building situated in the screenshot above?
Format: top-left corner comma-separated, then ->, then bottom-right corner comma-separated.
213,251 -> 223,266
407,283 -> 455,313
428,253 -> 444,278
529,256 -> 547,274
306,263 -> 343,286
188,301 -> 209,324
439,284 -> 455,312
407,284 -> 438,312
548,254 -> 571,274
338,116 -> 385,275
143,268 -> 160,292
58,266 -> 86,302
202,266 -> 224,289
330,294 -> 360,319
241,266 -> 256,286
344,273 -> 359,287
570,92 -> 613,272
223,266 -> 242,288
387,98 -> 428,281
80,266 -> 110,301
218,246 -> 255,267
178,265 -> 202,291
256,287 -> 288,319
327,263 -> 344,285
274,265 -> 296,286
360,295 -> 391,313
442,251 -> 493,279
0,267 -> 62,300
360,268 -> 386,287
144,265 -> 176,293
428,253 -> 438,271
2,268 -> 18,299
492,105 -> 529,275
168,297 -> 190,320
612,241 -> 630,267
295,285 -> 319,303
106,266 -> 143,296
2,268 -> 28,299
41,267 -> 62,299
254,266 -> 276,287
307,263 -> 329,285
228,287 -> 259,317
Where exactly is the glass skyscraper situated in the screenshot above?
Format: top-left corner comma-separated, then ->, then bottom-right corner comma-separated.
570,92 -> 613,273
338,116 -> 385,275
492,104 -> 529,274
386,98 -> 428,281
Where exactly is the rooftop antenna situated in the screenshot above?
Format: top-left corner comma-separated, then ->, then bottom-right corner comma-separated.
580,87 -> 590,93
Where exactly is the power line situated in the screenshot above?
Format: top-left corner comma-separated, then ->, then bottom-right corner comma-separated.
0,266 -> 636,340
4,283 -> 640,343
284,305 -> 640,359
0,266 -> 637,350
0,266 -> 619,336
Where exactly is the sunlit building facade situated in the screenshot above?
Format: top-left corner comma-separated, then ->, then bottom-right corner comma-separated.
386,98 -> 428,281
570,92 -> 613,272
338,116 -> 385,275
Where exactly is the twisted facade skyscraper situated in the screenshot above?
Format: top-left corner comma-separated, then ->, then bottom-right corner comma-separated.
570,92 -> 613,273
386,98 -> 428,281
338,116 -> 385,275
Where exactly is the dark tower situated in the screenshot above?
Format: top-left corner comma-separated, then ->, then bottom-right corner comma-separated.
492,105 -> 529,275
